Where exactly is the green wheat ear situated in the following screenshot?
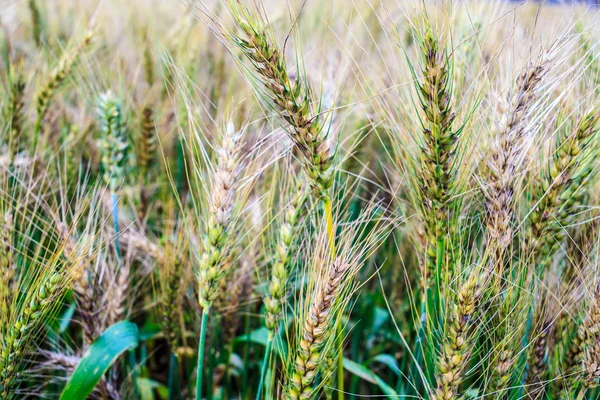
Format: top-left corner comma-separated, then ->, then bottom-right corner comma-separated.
4,69 -> 26,158
97,91 -> 129,192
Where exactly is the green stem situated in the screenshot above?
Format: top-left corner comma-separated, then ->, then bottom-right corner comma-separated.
241,302 -> 251,398
111,191 -> 122,259
196,306 -> 211,400
168,351 -> 180,400
337,330 -> 344,400
32,114 -> 42,154
257,332 -> 274,400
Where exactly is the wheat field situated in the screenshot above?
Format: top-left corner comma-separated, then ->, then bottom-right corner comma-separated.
1,0 -> 600,399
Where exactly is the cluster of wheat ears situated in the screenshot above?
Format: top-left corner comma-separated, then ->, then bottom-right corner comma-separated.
3,0 -> 600,399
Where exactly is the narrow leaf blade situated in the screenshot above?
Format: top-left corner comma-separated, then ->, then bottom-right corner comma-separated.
60,321 -> 140,400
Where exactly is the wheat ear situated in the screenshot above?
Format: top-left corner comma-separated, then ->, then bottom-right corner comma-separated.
285,259 -> 350,400
34,30 -> 93,150
229,7 -> 334,200
195,122 -> 244,400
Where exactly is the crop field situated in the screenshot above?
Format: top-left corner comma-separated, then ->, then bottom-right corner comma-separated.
1,0 -> 600,399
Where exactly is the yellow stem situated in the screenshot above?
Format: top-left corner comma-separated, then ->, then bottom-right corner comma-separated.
324,196 -> 336,257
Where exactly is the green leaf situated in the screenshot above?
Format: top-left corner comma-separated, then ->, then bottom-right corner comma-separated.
233,326 -> 287,356
234,327 -> 269,346
137,377 -> 166,400
60,321 -> 140,400
140,322 -> 162,341
58,302 -> 77,333
371,307 -> 389,332
368,354 -> 400,377
343,357 -> 398,397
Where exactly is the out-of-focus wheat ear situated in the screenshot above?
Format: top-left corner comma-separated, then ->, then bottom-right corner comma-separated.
487,268 -> 531,396
106,253 -> 132,326
0,211 -> 15,315
97,91 -> 129,193
28,0 -> 43,47
222,255 -> 254,346
556,321 -> 587,398
4,70 -> 26,159
137,105 -> 156,218
158,229 -> 185,352
285,259 -> 351,400
143,35 -> 155,87
581,310 -> 600,391
264,181 -> 308,332
525,110 -> 600,272
555,280 -> 600,398
137,106 -> 156,181
0,272 -> 63,398
34,30 -> 93,150
484,56 -> 550,269
57,222 -> 101,346
257,179 -> 309,399
525,315 -> 554,399
522,110 -> 600,397
553,222 -> 599,397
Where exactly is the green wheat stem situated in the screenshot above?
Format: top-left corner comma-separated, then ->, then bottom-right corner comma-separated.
337,331 -> 344,400
32,115 -> 42,154
111,192 -> 121,259
168,352 -> 180,400
196,305 -> 210,400
257,332 -> 274,400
